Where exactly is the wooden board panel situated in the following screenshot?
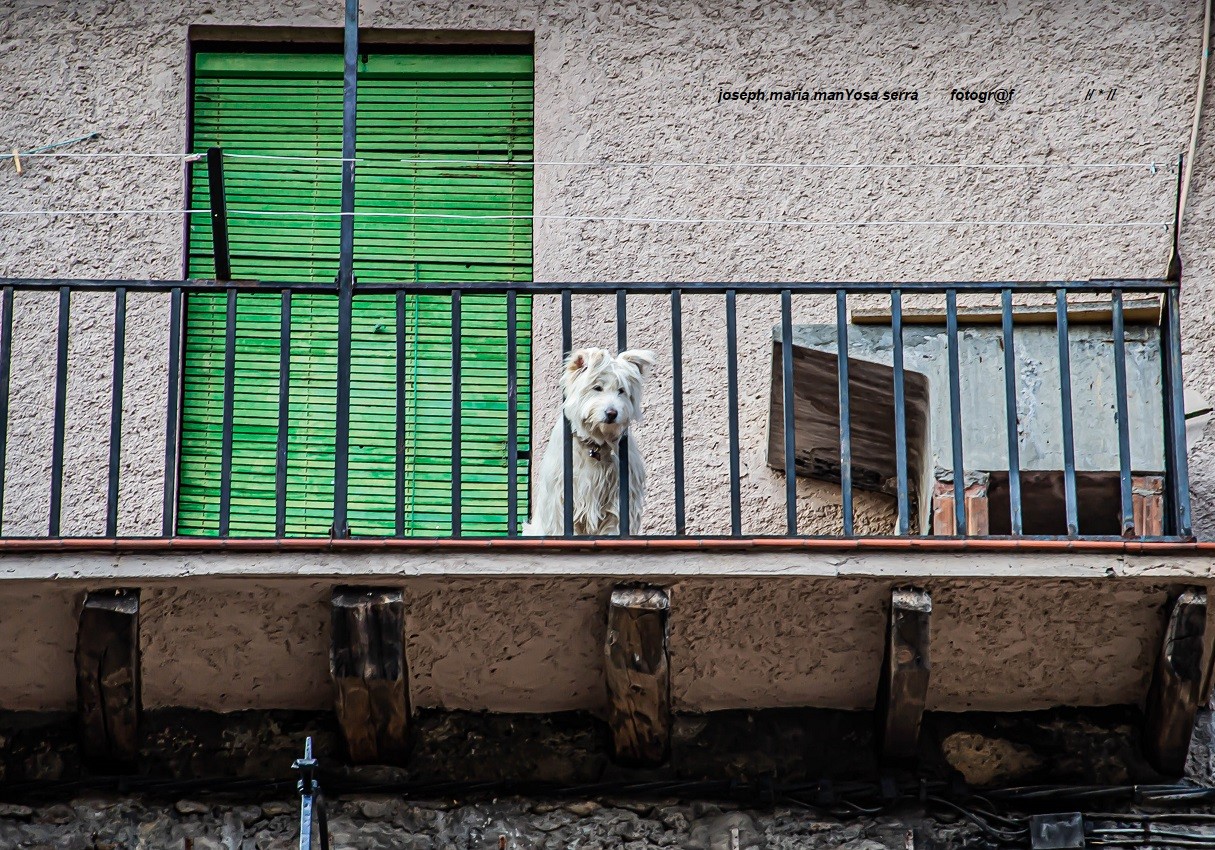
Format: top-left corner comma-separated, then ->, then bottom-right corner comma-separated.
76,589 -> 140,769
605,587 -> 671,765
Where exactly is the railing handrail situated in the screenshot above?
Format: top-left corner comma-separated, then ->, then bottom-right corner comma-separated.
0,277 -> 1181,294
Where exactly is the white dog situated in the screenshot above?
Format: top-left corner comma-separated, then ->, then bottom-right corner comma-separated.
524,347 -> 655,536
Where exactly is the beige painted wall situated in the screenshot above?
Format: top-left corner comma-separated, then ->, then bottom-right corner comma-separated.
0,566 -> 1202,714
0,0 -> 1213,538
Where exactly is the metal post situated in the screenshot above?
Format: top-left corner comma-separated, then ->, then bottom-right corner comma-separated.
725,290 -> 741,536
506,288 -> 518,536
1056,289 -> 1079,536
945,290 -> 965,535
891,290 -> 910,536
106,288 -> 127,536
49,287 -> 70,537
617,289 -> 630,535
836,290 -> 854,536
561,289 -> 573,536
1000,290 -> 1023,535
276,290 -> 292,537
1111,290 -> 1134,536
0,286 -> 12,532
332,0 -> 359,539
1164,287 -> 1193,537
294,737 -> 330,850
161,287 -> 182,536
206,147 -> 231,282
780,289 -> 797,534
670,290 -> 686,535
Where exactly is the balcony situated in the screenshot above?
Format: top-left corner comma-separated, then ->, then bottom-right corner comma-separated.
0,274 -> 1210,777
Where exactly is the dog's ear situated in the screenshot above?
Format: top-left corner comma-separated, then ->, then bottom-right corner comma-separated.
619,349 -> 656,380
561,348 -> 598,389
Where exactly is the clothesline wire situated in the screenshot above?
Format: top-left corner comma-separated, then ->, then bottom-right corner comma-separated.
0,207 -> 1172,229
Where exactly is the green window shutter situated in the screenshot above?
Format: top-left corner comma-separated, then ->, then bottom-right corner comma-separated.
178,50 -> 532,537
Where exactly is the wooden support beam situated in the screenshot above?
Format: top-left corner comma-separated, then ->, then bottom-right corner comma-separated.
75,588 -> 140,769
330,587 -> 410,765
877,587 -> 931,761
1144,588 -> 1208,775
604,587 -> 671,766
932,475 -> 990,536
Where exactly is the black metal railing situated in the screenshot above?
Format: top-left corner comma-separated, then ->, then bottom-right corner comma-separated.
0,276 -> 1194,541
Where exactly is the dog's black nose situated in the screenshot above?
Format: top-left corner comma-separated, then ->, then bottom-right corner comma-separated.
604,408 -> 618,423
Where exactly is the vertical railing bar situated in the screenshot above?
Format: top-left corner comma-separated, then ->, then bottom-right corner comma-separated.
671,290 -> 686,535
105,287 -> 127,537
836,289 -> 854,537
331,0 -> 358,539
0,286 -> 13,532
276,290 -> 292,538
780,289 -> 798,535
725,289 -> 742,536
206,147 -> 231,282
891,289 -> 910,536
161,287 -> 182,536
1000,289 -> 1023,536
1111,289 -> 1134,536
1166,287 -> 1193,537
395,290 -> 407,537
506,288 -> 519,537
945,289 -> 966,535
49,286 -> 70,537
1056,289 -> 1079,536
561,289 -> 574,537
218,287 -> 237,537
451,290 -> 462,538
617,289 -> 630,536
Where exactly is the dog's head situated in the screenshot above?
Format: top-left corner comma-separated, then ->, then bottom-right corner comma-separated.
560,348 -> 656,442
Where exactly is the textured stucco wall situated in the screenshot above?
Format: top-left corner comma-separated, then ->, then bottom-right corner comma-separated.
0,568 -> 1204,714
1,0 -> 1213,538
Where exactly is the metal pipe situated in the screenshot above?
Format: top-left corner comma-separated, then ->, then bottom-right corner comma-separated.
781,289 -> 797,534
1000,289 -> 1023,535
451,290 -> 462,538
105,287 -> 127,537
891,289 -> 910,535
161,287 -> 182,536
1056,289 -> 1079,536
725,289 -> 741,536
836,289 -> 854,536
561,289 -> 573,536
506,289 -> 519,537
218,287 -> 237,536
617,289 -> 630,536
1111,290 -> 1134,536
49,287 -> 70,537
945,289 -> 965,535
276,290 -> 292,537
206,147 -> 231,281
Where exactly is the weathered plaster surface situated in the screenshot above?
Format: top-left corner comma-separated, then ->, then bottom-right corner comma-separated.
0,0 -> 1211,538
0,565 -> 1208,714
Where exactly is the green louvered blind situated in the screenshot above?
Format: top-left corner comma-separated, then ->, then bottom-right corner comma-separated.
178,50 -> 533,536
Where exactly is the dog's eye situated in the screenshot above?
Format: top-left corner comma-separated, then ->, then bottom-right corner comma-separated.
592,385 -> 602,392
617,388 -> 626,395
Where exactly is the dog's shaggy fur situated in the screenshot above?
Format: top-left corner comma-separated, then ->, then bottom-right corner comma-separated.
523,347 -> 655,536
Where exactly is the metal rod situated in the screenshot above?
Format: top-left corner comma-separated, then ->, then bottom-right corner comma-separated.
49,286 -> 70,537
725,289 -> 741,536
1165,287 -> 1193,537
1111,289 -> 1134,536
451,290 -> 462,538
836,289 -> 854,536
0,277 -> 1179,295
1056,289 -> 1079,536
0,287 -> 12,531
206,147 -> 231,281
945,289 -> 965,535
337,0 -> 358,291
1000,289 -> 1023,536
891,289 -> 910,535
670,290 -> 686,535
562,289 -> 573,537
330,0 -> 359,539
395,290 -> 406,537
780,289 -> 797,534
617,289 -> 630,536
105,287 -> 126,537
161,287 -> 182,536
276,290 -> 292,537
218,287 -> 237,536
506,289 -> 518,537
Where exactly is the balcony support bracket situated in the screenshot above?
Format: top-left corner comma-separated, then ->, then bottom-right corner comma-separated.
1144,587 -> 1208,775
605,586 -> 671,766
877,587 -> 932,761
76,588 -> 140,770
330,587 -> 411,765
